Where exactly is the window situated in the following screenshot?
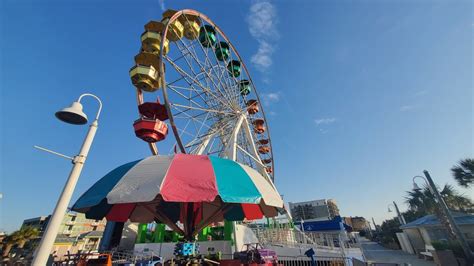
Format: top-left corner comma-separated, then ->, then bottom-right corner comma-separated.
427,228 -> 449,241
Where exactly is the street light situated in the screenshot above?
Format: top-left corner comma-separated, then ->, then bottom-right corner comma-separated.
387,204 -> 394,213
412,175 -> 430,192
387,202 -> 406,225
32,93 -> 102,266
412,170 -> 474,264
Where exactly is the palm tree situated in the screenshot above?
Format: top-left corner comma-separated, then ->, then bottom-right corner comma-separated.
405,184 -> 473,214
14,226 -> 39,248
2,233 -> 17,258
1,226 -> 39,258
451,158 -> 474,188
405,184 -> 473,240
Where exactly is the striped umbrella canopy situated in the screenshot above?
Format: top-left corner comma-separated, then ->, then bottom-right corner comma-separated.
72,154 -> 283,239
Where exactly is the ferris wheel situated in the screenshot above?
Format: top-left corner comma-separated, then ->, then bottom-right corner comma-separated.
130,9 -> 274,181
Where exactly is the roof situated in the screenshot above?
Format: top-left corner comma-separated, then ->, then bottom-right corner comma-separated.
54,234 -> 77,243
400,212 -> 474,229
79,230 -> 104,238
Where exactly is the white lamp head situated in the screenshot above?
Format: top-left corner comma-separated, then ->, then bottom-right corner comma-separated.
413,182 -> 422,191
55,101 -> 88,125
387,207 -> 392,213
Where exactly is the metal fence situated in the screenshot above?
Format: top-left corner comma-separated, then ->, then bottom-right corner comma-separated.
251,227 -> 359,250
278,255 -> 352,266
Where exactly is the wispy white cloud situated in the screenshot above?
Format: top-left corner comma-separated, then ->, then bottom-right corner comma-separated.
319,128 -> 328,134
400,105 -> 416,112
261,92 -> 280,106
266,92 -> 280,101
251,41 -> 274,70
413,89 -> 428,97
158,0 -> 165,11
314,117 -> 337,126
247,1 -> 278,72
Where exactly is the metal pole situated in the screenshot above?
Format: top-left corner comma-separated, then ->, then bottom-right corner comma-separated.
371,217 -> 378,232
393,201 -> 406,225
423,170 -> 474,264
32,120 -> 98,265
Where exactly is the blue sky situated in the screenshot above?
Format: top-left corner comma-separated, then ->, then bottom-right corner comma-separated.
1,0 -> 472,233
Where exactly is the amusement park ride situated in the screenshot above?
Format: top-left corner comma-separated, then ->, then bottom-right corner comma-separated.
67,8 -> 286,266
130,9 -> 275,177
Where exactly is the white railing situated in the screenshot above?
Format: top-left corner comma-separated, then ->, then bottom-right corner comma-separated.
251,226 -> 359,250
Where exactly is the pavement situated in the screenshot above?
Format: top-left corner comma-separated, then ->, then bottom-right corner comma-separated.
359,238 -> 435,266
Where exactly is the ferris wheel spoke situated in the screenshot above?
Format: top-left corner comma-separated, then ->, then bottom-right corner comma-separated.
165,55 -> 235,112
190,118 -> 236,155
174,38 -> 236,110
176,21 -> 238,109
189,30 -> 237,107
171,103 -> 234,115
184,115 -> 235,147
167,86 -> 207,111
189,111 -> 212,145
169,80 -> 218,108
199,35 -> 244,110
171,107 -> 213,129
167,75 -> 188,86
169,89 -> 228,120
173,39 -> 228,103
167,84 -> 205,93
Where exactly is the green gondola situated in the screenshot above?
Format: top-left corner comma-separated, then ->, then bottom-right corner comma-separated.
199,25 -> 217,47
239,80 -> 251,95
215,42 -> 230,61
227,60 -> 241,77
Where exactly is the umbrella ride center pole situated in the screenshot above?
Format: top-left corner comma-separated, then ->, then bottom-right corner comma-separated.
32,119 -> 98,266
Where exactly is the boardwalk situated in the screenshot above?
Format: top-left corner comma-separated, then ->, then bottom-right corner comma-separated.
360,239 -> 434,266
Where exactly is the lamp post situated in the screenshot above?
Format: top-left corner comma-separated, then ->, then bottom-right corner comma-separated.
412,170 -> 474,264
32,93 -> 102,266
387,202 -> 406,225
371,217 -> 378,233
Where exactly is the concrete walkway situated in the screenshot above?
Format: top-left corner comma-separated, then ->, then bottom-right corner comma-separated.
359,238 -> 434,266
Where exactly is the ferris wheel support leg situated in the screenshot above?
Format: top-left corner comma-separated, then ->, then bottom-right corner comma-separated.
221,115 -> 245,254
224,115 -> 245,160
196,132 -> 216,155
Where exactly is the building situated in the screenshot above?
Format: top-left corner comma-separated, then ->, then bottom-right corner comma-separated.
327,199 -> 340,218
22,212 -> 106,238
57,212 -> 106,237
344,216 -> 370,232
22,216 -> 50,233
21,212 -> 107,260
289,199 -> 340,222
399,212 -> 474,255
